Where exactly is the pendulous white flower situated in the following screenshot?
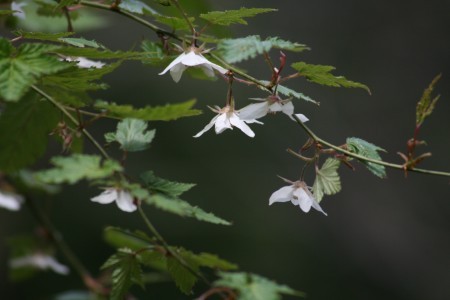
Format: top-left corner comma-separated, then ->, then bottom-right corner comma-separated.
10,253 -> 70,275
91,188 -> 136,212
0,191 -> 24,211
238,95 -> 309,122
63,57 -> 105,69
194,105 -> 262,138
11,1 -> 26,20
159,47 -> 228,82
269,180 -> 327,216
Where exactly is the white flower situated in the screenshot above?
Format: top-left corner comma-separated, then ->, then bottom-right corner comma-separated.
0,191 -> 23,211
194,105 -> 262,138
11,1 -> 26,20
63,57 -> 105,69
159,48 -> 228,82
269,180 -> 327,216
10,253 -> 70,275
238,96 -> 309,122
91,188 -> 136,212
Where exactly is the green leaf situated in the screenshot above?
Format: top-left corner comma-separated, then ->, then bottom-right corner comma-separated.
214,272 -> 305,300
187,252 -> 237,271
0,10 -> 15,16
200,8 -> 277,26
14,30 -> 74,42
55,0 -> 78,9
0,39 -> 70,102
101,248 -> 144,300
218,35 -> 308,64
119,0 -> 159,15
140,171 -> 195,198
166,256 -> 197,294
58,37 -> 106,49
55,47 -> 144,60
94,99 -> 202,121
312,158 -> 341,202
346,137 -> 387,178
416,74 -> 441,126
54,291 -> 97,300
153,15 -> 195,30
35,154 -> 122,184
0,92 -> 59,173
104,227 -> 154,251
259,81 -> 318,105
105,118 -> 155,152
141,40 -> 165,60
291,62 -> 370,93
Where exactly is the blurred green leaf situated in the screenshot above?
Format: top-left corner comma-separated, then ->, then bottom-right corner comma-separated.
105,118 -> 155,152
291,62 -> 370,93
53,290 -> 97,300
214,272 -> 305,300
140,171 -> 195,198
416,74 -> 441,127
166,256 -> 197,294
104,227 -> 154,251
94,99 -> 202,121
259,81 -> 318,104
346,137 -> 386,178
0,39 -> 69,102
200,8 -> 277,26
58,37 -> 106,49
14,30 -> 74,41
55,0 -> 78,9
35,154 -> 122,184
0,10 -> 14,16
153,14 -> 195,30
0,92 -> 59,173
312,158 -> 341,202
101,248 -> 144,300
118,0 -> 159,15
218,35 -> 308,64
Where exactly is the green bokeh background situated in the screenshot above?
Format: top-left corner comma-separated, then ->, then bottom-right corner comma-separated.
1,0 -> 450,299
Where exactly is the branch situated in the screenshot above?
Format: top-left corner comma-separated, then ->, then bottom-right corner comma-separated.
293,115 -> 450,177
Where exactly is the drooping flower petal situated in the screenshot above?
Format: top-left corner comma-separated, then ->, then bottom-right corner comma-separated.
293,188 -> 312,213
214,113 -> 232,134
229,113 -> 255,137
238,102 -> 269,120
159,52 -> 186,75
91,189 -> 117,204
170,63 -> 187,83
193,115 -> 220,138
281,101 -> 295,119
0,191 -> 23,211
295,113 -> 309,123
269,186 -> 294,205
10,253 -> 70,275
269,102 -> 283,112
11,1 -> 26,19
115,190 -> 137,212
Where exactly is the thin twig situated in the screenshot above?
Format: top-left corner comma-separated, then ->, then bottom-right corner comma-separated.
168,0 -> 196,38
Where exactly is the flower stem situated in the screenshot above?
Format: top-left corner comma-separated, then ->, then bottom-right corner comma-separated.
293,115 -> 450,177
168,0 -> 196,39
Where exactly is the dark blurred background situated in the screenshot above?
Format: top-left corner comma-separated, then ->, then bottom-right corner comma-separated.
1,0 -> 450,299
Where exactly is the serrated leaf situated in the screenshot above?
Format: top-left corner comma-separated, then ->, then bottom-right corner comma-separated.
141,40 -> 164,60
55,47 -> 144,60
105,118 -> 155,152
104,227 -> 154,251
14,30 -> 74,42
153,15 -> 195,30
0,92 -> 59,173
0,39 -> 70,102
416,74 -> 441,126
119,0 -> 159,15
214,272 -> 305,300
346,137 -> 386,178
140,171 -> 195,197
101,248 -> 144,300
187,252 -> 237,271
167,256 -> 197,294
200,7 -> 277,26
259,81 -> 318,104
94,99 -> 202,121
35,154 -> 122,184
218,35 -> 308,64
312,158 -> 341,202
291,62 -> 370,93
58,37 -> 106,49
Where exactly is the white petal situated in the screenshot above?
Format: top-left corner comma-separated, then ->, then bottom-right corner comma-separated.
91,189 -> 117,204
269,186 -> 294,205
11,2 -> 26,19
215,113 -> 232,134
281,102 -> 295,119
10,254 -> 69,275
181,51 -> 209,66
238,102 -> 269,120
0,191 -> 23,211
193,115 -> 219,138
159,52 -> 186,75
200,64 -> 215,78
207,61 -> 228,74
169,63 -> 187,83
73,57 -> 105,69
294,188 -> 312,213
44,256 -> 70,275
229,113 -> 255,137
295,113 -> 309,123
310,196 -> 327,216
115,190 -> 137,212
268,102 -> 283,112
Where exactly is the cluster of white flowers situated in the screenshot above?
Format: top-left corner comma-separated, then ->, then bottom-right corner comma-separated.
10,253 -> 70,275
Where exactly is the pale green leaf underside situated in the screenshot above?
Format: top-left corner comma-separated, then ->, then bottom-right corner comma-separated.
105,118 -> 155,152
214,272 -> 304,300
35,154 -> 122,184
313,158 -> 342,202
218,35 -> 308,64
291,62 -> 370,93
94,99 -> 202,121
200,7 -> 277,26
119,0 -> 159,15
346,137 -> 386,178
